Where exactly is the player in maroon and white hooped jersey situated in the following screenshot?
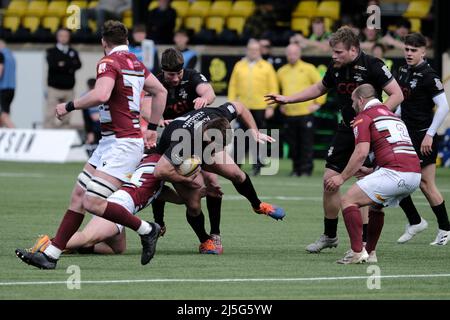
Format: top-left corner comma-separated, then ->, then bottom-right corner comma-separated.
325,84 -> 421,264
15,21 -> 168,269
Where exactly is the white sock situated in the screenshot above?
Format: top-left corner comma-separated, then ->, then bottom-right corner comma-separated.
44,244 -> 62,260
137,221 -> 152,235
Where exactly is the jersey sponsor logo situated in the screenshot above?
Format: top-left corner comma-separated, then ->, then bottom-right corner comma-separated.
354,65 -> 367,71
353,126 -> 359,138
434,78 -> 444,90
199,74 -> 208,82
337,82 -> 359,94
382,65 -> 392,79
354,74 -> 364,82
375,194 -> 386,202
98,62 -> 107,74
227,104 -> 236,114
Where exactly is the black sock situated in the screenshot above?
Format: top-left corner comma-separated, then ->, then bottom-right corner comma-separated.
152,199 -> 166,227
432,201 -> 450,231
362,223 -> 368,243
206,195 -> 222,235
324,217 -> 338,238
232,173 -> 261,209
186,211 -> 210,243
399,196 -> 422,225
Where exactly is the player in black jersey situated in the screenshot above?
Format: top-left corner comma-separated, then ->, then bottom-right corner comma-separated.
152,48 -> 226,254
395,33 -> 450,245
265,26 -> 404,253
153,102 -> 286,253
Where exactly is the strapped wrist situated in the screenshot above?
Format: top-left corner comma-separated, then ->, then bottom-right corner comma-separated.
147,123 -> 158,131
65,101 -> 75,112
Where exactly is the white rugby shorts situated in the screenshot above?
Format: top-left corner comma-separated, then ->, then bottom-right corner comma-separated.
88,135 -> 144,182
357,167 -> 421,207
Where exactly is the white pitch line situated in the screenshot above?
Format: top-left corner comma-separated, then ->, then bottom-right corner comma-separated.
2,273 -> 450,287
0,172 -> 45,178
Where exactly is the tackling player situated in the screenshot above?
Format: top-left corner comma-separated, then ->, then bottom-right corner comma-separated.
265,26 -> 404,253
395,33 -> 450,245
325,84 -> 421,264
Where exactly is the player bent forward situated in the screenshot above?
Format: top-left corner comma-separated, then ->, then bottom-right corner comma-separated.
325,84 -> 421,264
153,101 -> 286,253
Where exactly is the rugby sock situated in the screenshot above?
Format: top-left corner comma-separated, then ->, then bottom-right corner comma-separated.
206,195 -> 222,235
342,206 -> 363,253
324,217 -> 338,238
362,223 -> 368,243
232,173 -> 261,209
431,201 -> 450,231
399,196 -> 422,225
152,199 -> 166,227
49,210 -> 85,258
186,211 -> 210,243
102,202 -> 145,233
366,209 -> 385,254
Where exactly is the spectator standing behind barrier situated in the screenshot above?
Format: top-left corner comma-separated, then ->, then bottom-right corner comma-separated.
277,44 -> 326,177
174,29 -> 197,69
82,78 -> 101,157
228,39 -> 279,176
44,28 -> 81,129
147,0 -> 177,44
290,17 -> 331,52
0,39 -> 16,128
129,24 -> 160,74
81,0 -> 131,34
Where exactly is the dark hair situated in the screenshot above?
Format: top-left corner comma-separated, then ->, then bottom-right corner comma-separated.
102,20 -> 128,46
397,18 -> 411,30
175,29 -> 190,37
404,32 -> 426,48
203,117 -> 232,148
161,48 -> 184,72
329,26 -> 360,50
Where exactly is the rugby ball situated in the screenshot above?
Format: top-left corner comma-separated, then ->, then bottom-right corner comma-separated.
177,156 -> 201,177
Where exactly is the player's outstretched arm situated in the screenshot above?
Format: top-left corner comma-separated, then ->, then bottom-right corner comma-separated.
383,78 -> 404,111
264,81 -> 328,106
231,101 -> 276,144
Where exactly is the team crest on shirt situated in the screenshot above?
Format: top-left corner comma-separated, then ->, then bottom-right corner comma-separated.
179,88 -> 188,99
435,78 -> 444,90
409,78 -> 418,89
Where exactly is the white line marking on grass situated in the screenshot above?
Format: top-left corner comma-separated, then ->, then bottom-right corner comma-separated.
2,274 -> 450,286
0,172 -> 45,178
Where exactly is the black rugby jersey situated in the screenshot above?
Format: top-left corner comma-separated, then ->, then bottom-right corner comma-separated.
322,51 -> 393,127
156,102 -> 238,164
395,61 -> 445,131
157,69 -> 209,120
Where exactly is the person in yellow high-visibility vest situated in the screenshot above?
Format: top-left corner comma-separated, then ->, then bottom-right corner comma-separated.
277,43 -> 326,176
228,39 -> 279,175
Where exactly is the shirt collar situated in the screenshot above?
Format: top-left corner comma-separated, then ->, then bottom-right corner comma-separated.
364,98 -> 382,110
56,43 -> 69,53
109,45 -> 129,55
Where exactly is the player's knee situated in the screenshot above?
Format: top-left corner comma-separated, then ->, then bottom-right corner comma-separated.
229,169 -> 246,184
112,243 -> 126,254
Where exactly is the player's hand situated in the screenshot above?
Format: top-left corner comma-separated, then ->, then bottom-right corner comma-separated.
55,103 -> 69,120
159,224 -> 167,237
264,94 -> 289,106
144,129 -> 157,149
250,129 -> 276,144
324,175 -> 344,192
158,119 -> 172,127
193,97 -> 208,109
265,107 -> 274,119
421,134 -> 433,156
354,166 -> 373,179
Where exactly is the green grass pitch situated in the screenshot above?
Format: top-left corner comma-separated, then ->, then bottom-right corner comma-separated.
1,159 -> 449,299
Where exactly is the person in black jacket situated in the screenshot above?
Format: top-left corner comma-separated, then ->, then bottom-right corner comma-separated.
147,0 -> 176,44
44,28 -> 81,128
